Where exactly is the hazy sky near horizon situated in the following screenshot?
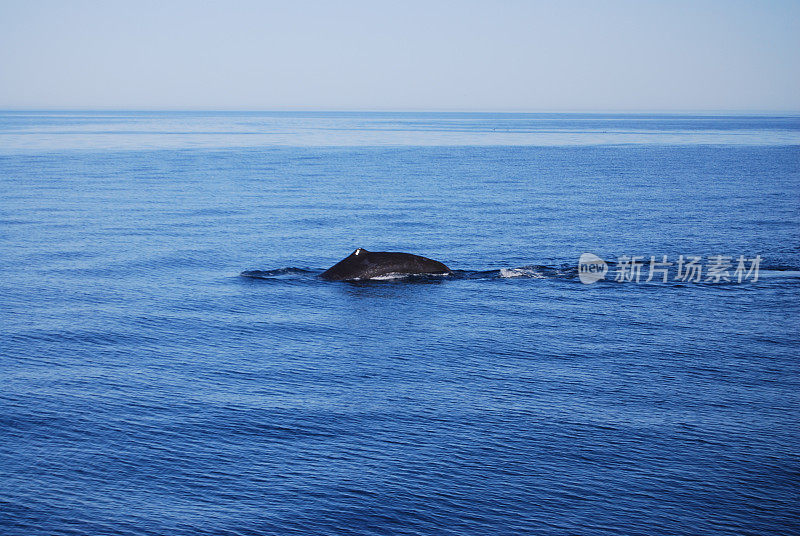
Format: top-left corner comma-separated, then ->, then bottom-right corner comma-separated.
1,0 -> 799,111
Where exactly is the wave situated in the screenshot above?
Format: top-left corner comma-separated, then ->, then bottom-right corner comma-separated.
240,267 -> 317,279
241,264 -> 578,283
240,263 -> 800,284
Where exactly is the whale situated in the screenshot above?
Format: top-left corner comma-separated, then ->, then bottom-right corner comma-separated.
320,248 -> 451,281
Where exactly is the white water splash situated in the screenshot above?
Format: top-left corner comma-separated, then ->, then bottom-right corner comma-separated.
499,267 -> 546,278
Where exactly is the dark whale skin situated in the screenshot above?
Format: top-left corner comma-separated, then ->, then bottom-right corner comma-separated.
320,248 -> 451,281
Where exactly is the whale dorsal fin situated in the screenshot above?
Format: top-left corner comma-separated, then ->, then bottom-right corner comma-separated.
353,248 -> 367,256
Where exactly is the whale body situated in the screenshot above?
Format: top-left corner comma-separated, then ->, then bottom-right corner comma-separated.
320,248 -> 451,281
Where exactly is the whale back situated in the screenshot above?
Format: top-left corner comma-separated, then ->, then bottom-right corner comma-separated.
320,248 -> 450,281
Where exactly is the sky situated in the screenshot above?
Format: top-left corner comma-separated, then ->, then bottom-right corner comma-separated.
1,0 -> 799,112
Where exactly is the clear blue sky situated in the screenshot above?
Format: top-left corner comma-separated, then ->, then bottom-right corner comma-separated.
1,0 -> 798,111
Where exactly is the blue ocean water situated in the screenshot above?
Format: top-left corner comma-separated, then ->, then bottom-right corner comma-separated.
1,112 -> 799,535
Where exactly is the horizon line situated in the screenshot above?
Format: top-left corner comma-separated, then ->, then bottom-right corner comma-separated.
1,107 -> 800,116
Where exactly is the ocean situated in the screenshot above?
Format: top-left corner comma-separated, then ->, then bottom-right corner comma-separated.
1,112 -> 799,535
